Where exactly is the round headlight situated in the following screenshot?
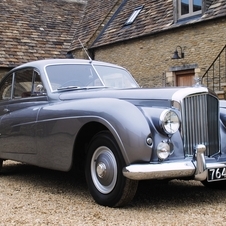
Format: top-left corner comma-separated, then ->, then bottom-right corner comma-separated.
160,110 -> 180,134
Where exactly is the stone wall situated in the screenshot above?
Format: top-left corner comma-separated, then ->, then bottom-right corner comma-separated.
92,17 -> 226,88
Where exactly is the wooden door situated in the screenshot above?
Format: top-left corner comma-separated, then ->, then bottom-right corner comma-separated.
175,69 -> 195,86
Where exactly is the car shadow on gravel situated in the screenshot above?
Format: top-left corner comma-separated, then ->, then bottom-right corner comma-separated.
1,160 -> 226,208
131,179 -> 226,208
0,160 -> 88,196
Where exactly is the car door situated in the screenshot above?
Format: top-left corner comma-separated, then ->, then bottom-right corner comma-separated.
0,68 -> 47,155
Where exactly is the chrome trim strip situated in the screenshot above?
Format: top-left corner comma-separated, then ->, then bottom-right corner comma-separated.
206,163 -> 226,168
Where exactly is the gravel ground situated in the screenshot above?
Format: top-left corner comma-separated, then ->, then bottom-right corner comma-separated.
1,160 -> 226,226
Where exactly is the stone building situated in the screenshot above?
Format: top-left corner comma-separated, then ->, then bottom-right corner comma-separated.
1,0 -> 226,97
70,0 -> 226,97
0,0 -> 86,79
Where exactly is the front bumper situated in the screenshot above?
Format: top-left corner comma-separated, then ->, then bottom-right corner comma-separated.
123,144 -> 226,181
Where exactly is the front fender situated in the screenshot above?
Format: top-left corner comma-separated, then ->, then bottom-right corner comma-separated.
78,98 -> 153,164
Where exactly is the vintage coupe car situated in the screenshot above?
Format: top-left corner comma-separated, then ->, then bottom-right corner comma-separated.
1,58 -> 226,207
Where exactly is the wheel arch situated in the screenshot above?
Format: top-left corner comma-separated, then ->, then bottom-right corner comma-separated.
70,97 -> 153,169
72,121 -> 108,169
71,114 -> 136,170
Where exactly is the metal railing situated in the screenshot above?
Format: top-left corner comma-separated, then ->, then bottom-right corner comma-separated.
202,45 -> 226,92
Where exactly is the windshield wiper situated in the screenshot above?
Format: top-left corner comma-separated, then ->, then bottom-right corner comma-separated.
57,86 -> 83,91
57,86 -> 109,91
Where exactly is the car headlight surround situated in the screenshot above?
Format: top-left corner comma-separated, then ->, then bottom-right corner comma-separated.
159,109 -> 180,135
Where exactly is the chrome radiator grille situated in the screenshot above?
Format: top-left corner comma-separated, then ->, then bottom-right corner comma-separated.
181,93 -> 220,157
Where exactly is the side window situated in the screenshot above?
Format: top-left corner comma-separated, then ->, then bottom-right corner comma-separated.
15,69 -> 46,98
14,69 -> 33,98
0,74 -> 13,100
0,68 -> 46,101
32,71 -> 46,95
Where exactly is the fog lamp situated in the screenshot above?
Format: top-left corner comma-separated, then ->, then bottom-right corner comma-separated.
157,142 -> 170,160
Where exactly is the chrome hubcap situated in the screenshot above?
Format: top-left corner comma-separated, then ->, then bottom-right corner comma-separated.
96,162 -> 107,178
91,146 -> 117,194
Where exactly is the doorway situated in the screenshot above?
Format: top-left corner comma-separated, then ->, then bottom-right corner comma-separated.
175,69 -> 195,86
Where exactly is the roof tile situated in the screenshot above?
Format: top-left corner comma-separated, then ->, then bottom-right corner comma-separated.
69,0 -> 122,50
0,0 -> 86,67
86,0 -> 226,48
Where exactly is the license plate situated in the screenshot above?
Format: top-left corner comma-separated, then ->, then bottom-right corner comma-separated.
207,167 -> 226,182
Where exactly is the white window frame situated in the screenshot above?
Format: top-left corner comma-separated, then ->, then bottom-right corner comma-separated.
178,0 -> 202,19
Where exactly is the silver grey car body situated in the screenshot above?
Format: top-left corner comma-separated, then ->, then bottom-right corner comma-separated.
0,58 -> 226,207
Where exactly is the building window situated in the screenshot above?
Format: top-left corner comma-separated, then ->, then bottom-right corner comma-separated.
178,0 -> 202,19
125,6 -> 143,26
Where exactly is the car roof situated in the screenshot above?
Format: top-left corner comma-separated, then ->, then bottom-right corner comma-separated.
14,59 -> 124,70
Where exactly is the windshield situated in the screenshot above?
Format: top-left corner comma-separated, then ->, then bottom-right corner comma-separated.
93,65 -> 138,89
45,64 -> 139,91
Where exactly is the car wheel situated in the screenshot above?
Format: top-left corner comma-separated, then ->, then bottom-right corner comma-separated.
85,131 -> 138,207
201,180 -> 226,189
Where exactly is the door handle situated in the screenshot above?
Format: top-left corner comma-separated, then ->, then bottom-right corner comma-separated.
3,108 -> 10,113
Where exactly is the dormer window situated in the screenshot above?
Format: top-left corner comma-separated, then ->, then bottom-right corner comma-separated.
178,0 -> 202,19
125,6 -> 143,26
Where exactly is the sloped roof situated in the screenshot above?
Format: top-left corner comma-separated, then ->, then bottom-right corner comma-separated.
202,0 -> 226,19
0,0 -> 86,67
88,0 -> 226,48
69,0 -> 121,51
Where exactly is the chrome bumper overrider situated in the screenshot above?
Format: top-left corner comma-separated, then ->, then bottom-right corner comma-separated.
123,144 -> 226,181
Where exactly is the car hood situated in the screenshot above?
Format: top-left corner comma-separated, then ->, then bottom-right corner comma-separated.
59,86 -> 211,104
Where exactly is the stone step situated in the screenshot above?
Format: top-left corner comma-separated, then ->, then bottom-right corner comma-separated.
215,90 -> 225,100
